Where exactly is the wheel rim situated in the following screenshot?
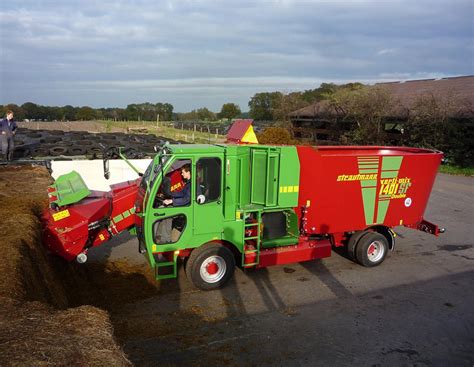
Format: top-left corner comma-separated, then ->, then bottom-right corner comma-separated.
200,255 -> 226,283
367,240 -> 385,262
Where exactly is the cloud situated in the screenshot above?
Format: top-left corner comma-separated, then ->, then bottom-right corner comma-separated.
376,48 -> 398,56
0,0 -> 472,111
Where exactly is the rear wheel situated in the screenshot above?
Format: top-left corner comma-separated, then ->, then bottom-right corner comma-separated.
347,231 -> 369,260
186,243 -> 235,290
355,232 -> 388,267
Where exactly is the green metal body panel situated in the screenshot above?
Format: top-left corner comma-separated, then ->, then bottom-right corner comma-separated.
138,144 -> 301,279
50,170 -> 91,206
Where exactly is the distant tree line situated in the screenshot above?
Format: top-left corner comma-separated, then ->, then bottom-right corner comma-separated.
0,102 -> 175,122
174,103 -> 243,122
0,101 -> 247,123
1,84 -> 351,123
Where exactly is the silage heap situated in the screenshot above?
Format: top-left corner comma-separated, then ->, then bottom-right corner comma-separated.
0,165 -> 130,366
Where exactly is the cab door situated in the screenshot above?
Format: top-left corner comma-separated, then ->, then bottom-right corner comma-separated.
145,158 -> 194,252
193,156 -> 224,236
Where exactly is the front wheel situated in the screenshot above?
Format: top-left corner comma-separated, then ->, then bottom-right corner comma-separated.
355,232 -> 389,267
185,243 -> 235,290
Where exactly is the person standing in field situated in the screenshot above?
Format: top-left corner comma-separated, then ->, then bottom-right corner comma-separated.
0,110 -> 18,161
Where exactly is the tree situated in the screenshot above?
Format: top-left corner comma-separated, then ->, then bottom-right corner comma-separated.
196,107 -> 216,121
301,82 -> 364,104
60,105 -> 76,121
272,92 -> 307,122
125,104 -> 140,120
125,102 -> 174,121
75,106 -> 96,120
248,92 -> 283,121
257,127 -> 296,145
103,107 -> 127,121
404,92 -> 473,166
302,83 -> 338,103
219,103 -> 241,120
328,86 -> 394,145
21,102 -> 40,119
177,110 -> 198,121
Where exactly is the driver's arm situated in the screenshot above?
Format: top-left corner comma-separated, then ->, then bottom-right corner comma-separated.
165,183 -> 191,206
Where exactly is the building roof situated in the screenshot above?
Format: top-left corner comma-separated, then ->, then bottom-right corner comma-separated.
289,75 -> 474,119
226,119 -> 258,144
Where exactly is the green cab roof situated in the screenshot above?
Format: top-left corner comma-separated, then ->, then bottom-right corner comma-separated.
167,144 -> 226,154
166,143 -> 296,156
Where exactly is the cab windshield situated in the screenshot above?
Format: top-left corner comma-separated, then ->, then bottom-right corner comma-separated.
140,155 -> 170,194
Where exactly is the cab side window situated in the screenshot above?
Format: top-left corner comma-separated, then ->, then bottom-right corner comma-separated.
153,159 -> 192,208
196,158 -> 221,204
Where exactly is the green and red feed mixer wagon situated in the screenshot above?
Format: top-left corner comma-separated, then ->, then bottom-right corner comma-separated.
41,144 -> 443,290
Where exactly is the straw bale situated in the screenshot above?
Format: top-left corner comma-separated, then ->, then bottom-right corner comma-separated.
0,296 -> 130,366
0,166 -> 131,366
0,165 -> 68,307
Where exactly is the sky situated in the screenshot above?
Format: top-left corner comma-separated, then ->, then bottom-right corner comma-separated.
0,0 -> 472,112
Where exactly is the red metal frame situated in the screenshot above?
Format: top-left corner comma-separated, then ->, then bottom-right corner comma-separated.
42,180 -> 139,261
243,237 -> 332,268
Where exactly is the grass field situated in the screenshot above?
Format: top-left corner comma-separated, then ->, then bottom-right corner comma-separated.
439,164 -> 474,176
97,120 -> 227,144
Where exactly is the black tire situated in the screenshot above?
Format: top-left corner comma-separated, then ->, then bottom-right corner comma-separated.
48,130 -> 65,136
185,243 -> 235,291
25,132 -> 42,139
69,146 -> 87,155
355,232 -> 389,267
30,147 -> 50,157
347,231 -> 370,260
49,146 -> 69,156
86,147 -> 103,156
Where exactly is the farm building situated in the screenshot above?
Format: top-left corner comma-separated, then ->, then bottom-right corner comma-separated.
289,75 -> 474,144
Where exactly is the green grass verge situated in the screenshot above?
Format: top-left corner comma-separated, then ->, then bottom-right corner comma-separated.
439,165 -> 474,176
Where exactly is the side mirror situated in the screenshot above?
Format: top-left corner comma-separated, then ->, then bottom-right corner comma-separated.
197,194 -> 206,204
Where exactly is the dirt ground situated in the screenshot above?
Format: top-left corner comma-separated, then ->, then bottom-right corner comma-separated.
18,120 -> 126,133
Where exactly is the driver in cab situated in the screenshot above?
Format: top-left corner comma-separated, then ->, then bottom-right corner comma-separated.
163,164 -> 191,207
